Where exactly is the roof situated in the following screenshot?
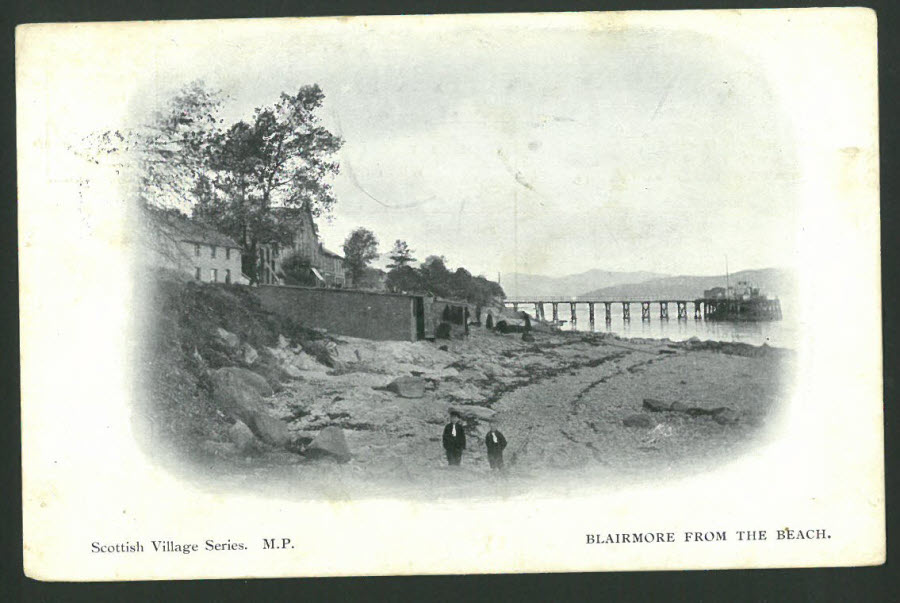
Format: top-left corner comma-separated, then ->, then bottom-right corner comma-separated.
146,207 -> 239,248
319,246 -> 344,260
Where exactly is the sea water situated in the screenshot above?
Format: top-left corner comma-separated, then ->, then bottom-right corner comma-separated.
560,299 -> 798,349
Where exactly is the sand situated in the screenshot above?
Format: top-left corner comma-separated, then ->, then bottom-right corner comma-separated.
200,328 -> 794,500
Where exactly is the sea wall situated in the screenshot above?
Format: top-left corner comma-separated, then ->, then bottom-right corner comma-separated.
255,285 -> 418,342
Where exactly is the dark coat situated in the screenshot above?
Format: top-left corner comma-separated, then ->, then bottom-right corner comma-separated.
442,421 -> 466,451
485,429 -> 507,455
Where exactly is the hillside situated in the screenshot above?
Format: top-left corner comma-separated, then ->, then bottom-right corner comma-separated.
501,269 -> 667,299
579,268 -> 796,300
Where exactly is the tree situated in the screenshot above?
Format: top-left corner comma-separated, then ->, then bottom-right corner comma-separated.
194,84 -> 343,284
79,80 -> 225,211
342,228 -> 379,286
387,240 -> 417,269
386,265 -> 425,294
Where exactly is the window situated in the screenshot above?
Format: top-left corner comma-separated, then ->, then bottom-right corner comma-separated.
225,248 -> 231,260
194,244 -> 200,257
211,268 -> 218,282
195,267 -> 201,280
225,269 -> 231,284
211,245 -> 217,258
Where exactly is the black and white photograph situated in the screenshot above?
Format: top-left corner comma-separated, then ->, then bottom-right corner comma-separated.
17,8 -> 883,580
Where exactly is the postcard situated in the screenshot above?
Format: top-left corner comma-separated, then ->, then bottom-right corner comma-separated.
17,8 -> 882,579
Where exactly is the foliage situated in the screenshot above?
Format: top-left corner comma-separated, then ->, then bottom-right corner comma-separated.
85,81 -> 343,285
387,240 -> 416,269
279,252 -> 318,287
385,265 -> 424,294
193,84 -> 343,283
385,254 -> 505,305
342,228 -> 380,286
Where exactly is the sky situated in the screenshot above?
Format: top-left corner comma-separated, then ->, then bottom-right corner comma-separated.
56,13 -> 808,279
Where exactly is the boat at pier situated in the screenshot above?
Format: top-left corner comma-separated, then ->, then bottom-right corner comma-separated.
700,280 -> 782,321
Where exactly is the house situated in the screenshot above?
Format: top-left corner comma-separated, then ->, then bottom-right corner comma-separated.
258,206 -> 349,288
142,206 -> 247,284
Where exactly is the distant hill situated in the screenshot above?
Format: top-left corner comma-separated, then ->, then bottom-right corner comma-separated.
579,268 -> 796,300
501,269 -> 668,299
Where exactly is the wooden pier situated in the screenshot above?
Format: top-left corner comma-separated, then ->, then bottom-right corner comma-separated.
504,297 -> 782,326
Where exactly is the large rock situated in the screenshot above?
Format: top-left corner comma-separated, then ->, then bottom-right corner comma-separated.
643,398 -> 670,413
210,367 -> 273,423
200,440 -> 238,457
712,407 -> 740,425
385,376 -> 426,398
246,411 -> 291,447
228,420 -> 257,451
216,327 -> 241,349
452,405 -> 496,421
242,343 -> 259,366
623,414 -> 656,429
669,400 -> 688,413
306,426 -> 351,463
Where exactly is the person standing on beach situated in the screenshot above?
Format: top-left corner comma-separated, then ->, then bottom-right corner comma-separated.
484,419 -> 507,470
442,410 -> 466,466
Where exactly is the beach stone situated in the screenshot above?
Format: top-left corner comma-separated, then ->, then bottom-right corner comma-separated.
200,440 -> 238,457
623,414 -> 656,429
642,398 -> 669,413
210,367 -> 270,423
685,407 -> 713,417
386,376 -> 426,398
214,366 -> 273,397
227,420 -> 257,451
306,426 -> 352,463
246,411 -> 291,448
282,364 -> 303,379
216,327 -> 240,349
453,405 -> 495,421
669,400 -> 688,413
241,343 -> 259,365
712,407 -> 740,425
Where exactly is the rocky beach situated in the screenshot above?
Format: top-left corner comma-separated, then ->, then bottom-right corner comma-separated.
139,280 -> 793,500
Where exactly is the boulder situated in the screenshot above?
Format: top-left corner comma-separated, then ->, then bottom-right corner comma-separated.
210,367 -> 272,423
246,411 -> 291,448
669,400 -> 688,413
712,407 -> 740,425
521,332 -> 535,343
643,398 -> 670,413
216,327 -> 240,349
385,376 -> 426,399
199,440 -> 238,457
228,420 -> 257,451
213,366 -> 273,396
452,405 -> 495,421
623,414 -> 656,429
306,426 -> 351,463
242,343 -> 259,365
282,364 -> 303,379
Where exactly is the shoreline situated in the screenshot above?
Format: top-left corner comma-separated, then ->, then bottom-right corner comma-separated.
194,326 -> 793,498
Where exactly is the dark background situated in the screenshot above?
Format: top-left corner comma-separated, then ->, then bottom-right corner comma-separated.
2,1 -> 896,600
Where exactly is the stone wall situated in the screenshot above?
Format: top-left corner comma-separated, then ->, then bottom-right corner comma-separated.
255,285 -> 419,342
